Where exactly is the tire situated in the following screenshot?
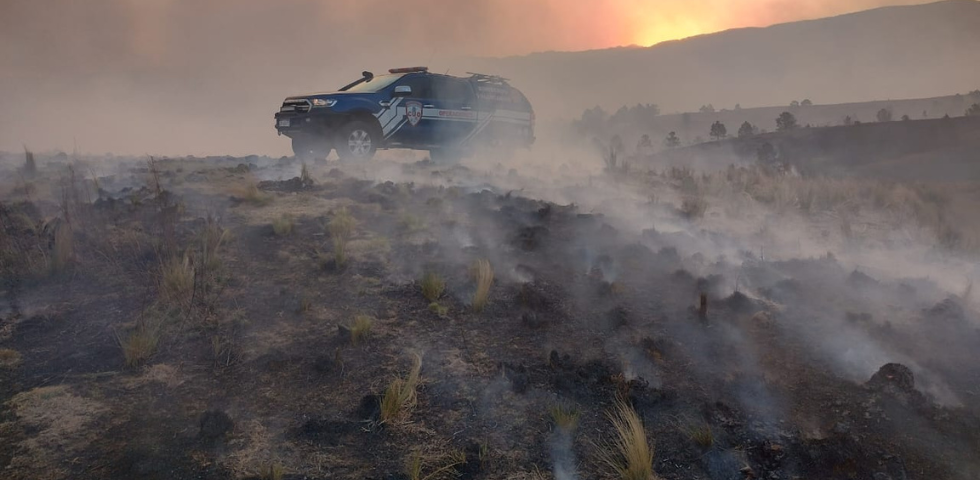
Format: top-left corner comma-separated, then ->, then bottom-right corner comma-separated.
292,136 -> 332,161
336,121 -> 379,161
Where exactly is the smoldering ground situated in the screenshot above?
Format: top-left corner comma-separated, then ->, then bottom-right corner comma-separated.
2,134 -> 980,479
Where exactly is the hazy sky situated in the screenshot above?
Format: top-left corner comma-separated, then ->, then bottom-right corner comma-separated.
0,0 -> 956,155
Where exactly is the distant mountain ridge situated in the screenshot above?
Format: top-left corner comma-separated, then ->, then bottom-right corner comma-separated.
464,0 -> 980,120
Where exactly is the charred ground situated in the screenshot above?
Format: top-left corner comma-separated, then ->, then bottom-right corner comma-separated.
1,151 -> 979,480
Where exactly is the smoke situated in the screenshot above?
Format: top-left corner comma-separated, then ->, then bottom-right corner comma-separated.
550,429 -> 579,480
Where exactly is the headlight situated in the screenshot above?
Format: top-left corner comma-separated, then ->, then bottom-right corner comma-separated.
312,98 -> 336,107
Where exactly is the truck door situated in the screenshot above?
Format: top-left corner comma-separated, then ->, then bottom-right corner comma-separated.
386,75 -> 435,147
427,77 -> 479,147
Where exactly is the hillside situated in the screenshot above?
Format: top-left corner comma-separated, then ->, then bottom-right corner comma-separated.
467,0 -> 980,120
641,115 -> 980,182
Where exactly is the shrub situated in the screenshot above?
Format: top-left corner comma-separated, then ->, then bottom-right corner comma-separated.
349,314 -> 373,345
117,319 -> 161,368
598,400 -> 657,480
379,354 -> 422,424
421,271 -> 445,302
272,214 -> 295,236
550,403 -> 581,431
680,195 -> 708,220
300,162 -> 314,186
471,259 -> 494,313
161,255 -> 195,305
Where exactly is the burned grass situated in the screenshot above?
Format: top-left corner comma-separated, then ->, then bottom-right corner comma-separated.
1,154 -> 979,479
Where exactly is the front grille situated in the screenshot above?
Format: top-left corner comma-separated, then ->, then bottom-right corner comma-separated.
280,99 -> 311,113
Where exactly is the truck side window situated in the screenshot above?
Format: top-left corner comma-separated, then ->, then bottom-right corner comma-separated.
432,78 -> 474,104
396,76 -> 431,98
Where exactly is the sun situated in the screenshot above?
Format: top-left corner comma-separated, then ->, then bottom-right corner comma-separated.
632,19 -> 706,46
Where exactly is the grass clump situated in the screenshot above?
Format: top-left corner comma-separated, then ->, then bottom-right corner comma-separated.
260,463 -> 284,480
471,259 -> 494,313
0,349 -> 23,369
328,207 -> 356,267
240,182 -> 273,206
161,254 -> 195,305
428,302 -> 448,317
683,423 -> 714,449
117,318 -> 161,368
405,448 -> 466,480
349,314 -> 374,345
598,400 -> 657,480
272,213 -> 295,236
380,354 -> 422,425
421,271 -> 445,302
200,215 -> 229,275
550,403 -> 581,431
300,162 -> 314,186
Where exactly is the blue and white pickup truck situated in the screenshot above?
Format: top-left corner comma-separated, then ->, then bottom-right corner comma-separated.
274,67 -> 535,161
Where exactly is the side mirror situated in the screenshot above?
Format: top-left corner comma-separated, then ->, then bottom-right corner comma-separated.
393,85 -> 412,97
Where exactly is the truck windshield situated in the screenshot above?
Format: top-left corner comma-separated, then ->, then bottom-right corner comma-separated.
341,74 -> 403,93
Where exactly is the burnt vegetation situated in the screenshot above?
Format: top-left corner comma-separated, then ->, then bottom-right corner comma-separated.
0,146 -> 979,480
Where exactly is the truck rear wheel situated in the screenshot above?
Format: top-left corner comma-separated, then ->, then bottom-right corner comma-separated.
292,136 -> 332,161
336,121 -> 378,161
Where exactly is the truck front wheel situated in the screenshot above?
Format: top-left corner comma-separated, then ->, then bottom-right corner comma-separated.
336,121 -> 379,161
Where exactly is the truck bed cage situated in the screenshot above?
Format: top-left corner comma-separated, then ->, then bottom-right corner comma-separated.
466,72 -> 511,85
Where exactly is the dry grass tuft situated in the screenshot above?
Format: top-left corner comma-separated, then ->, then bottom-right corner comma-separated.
260,462 -> 285,480
117,318 -> 161,368
49,220 -> 74,273
471,259 -> 494,313
428,302 -> 448,317
349,314 -> 374,345
23,146 -> 37,178
405,448 -> 466,480
421,271 -> 446,302
683,422 -> 714,449
272,214 -> 295,236
598,400 -> 657,480
161,254 -> 195,305
239,182 -> 273,206
380,354 -> 422,425
0,349 -> 23,369
549,403 -> 581,431
300,162 -> 314,186
200,215 -> 228,275
328,207 -> 356,267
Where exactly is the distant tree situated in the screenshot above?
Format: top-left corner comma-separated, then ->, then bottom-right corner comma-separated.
664,131 -> 681,148
776,111 -> 798,131
709,121 -> 727,140
966,103 -> 980,117
737,121 -> 756,138
734,104 -> 742,111
876,108 -> 894,122
699,104 -> 716,114
757,142 -> 777,165
901,114 -> 911,121
790,100 -> 800,108
843,115 -> 854,126
943,114 -> 951,119
801,99 -> 813,106
636,134 -> 654,156
610,135 -> 625,155
576,106 -> 608,133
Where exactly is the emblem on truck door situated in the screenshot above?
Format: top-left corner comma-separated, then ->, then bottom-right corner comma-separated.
405,101 -> 423,127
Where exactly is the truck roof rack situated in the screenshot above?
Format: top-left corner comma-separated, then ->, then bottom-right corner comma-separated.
466,72 -> 510,85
